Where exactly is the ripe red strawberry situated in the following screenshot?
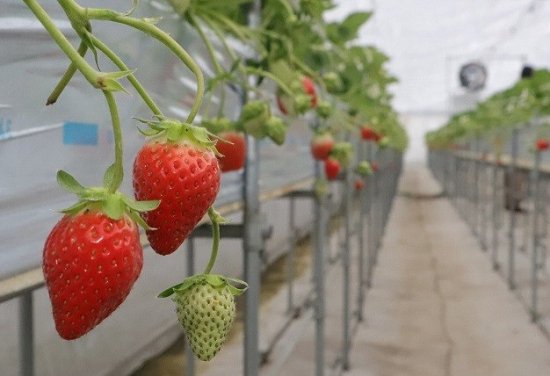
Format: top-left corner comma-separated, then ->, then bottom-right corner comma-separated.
354,178 -> 365,191
134,140 -> 220,255
324,158 -> 341,180
311,133 -> 335,161
360,126 -> 381,142
43,211 -> 142,340
536,138 -> 550,151
371,161 -> 379,172
216,132 -> 246,172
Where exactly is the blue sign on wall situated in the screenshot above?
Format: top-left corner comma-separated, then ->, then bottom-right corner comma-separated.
63,122 -> 99,145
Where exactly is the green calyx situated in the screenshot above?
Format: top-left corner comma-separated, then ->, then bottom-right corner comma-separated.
201,116 -> 239,135
316,101 -> 332,119
158,274 -> 248,298
377,136 -> 390,149
240,100 -> 272,138
137,116 -> 218,150
355,161 -> 373,177
330,142 -> 353,167
323,72 -> 343,93
57,170 -> 159,229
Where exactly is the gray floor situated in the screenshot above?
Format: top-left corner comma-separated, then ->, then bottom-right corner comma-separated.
142,163 -> 550,375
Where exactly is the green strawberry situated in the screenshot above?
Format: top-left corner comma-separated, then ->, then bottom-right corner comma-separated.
240,100 -> 271,138
159,274 -> 247,361
263,116 -> 287,145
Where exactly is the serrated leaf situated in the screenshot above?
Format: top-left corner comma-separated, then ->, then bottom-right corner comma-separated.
57,170 -> 86,194
101,195 -> 125,220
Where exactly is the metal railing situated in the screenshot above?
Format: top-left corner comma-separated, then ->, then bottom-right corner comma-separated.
428,132 -> 550,331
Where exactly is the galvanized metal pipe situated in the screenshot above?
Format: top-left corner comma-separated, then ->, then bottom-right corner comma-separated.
492,162 -> 500,270
185,239 -> 196,375
19,292 -> 34,376
341,164 -> 352,370
508,129 -> 519,290
313,161 -> 326,376
531,150 -> 542,322
287,195 -> 296,314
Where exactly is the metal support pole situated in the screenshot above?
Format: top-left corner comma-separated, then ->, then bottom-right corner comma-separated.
185,239 -> 196,375
508,129 -> 519,290
244,3 -> 262,374
313,161 -> 326,376
19,292 -> 34,376
357,143 -> 366,322
480,158 -> 488,251
243,136 -> 262,376
492,162 -> 500,270
287,195 -> 296,315
366,143 -> 375,288
531,151 -> 542,322
341,164 -> 352,371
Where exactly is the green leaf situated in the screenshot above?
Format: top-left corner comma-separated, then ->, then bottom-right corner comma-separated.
205,274 -> 225,287
129,211 -> 154,231
60,200 -> 88,215
103,164 -> 116,189
57,170 -> 85,194
101,194 -> 125,220
123,197 -> 160,212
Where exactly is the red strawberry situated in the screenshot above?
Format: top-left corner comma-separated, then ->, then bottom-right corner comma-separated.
371,161 -> 379,172
536,138 -> 550,151
324,158 -> 341,180
310,133 -> 335,161
216,132 -> 246,172
43,211 -> 143,340
134,140 -> 220,255
360,126 -> 380,142
354,178 -> 365,191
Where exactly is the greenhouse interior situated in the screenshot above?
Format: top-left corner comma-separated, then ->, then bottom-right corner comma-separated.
3,0 -> 550,375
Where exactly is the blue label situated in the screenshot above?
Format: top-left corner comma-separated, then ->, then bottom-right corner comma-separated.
63,122 -> 98,145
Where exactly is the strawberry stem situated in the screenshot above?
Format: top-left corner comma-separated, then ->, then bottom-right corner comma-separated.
103,91 -> 124,193
90,35 -> 164,117
203,207 -> 221,274
47,41 -> 88,105
22,0 -> 100,88
83,5 -> 205,124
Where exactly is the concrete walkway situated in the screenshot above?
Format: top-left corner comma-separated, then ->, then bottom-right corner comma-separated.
345,164 -> 550,376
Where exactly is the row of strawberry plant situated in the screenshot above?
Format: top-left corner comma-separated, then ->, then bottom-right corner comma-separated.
21,0 -> 406,363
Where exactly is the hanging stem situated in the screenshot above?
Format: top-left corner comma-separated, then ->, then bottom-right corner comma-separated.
244,67 -> 294,96
91,36 -> 164,117
22,0 -> 100,87
201,15 -> 249,88
80,5 -> 204,124
187,13 -> 227,118
203,207 -> 221,274
103,91 -> 124,193
47,41 -> 88,105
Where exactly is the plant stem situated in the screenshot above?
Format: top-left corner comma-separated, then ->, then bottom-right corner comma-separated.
84,6 -> 204,124
103,91 -> 124,193
47,41 -> 88,105
188,13 -> 224,75
201,15 -> 248,87
91,36 -> 163,117
203,207 -> 221,274
245,67 -> 294,96
22,0 -> 100,88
